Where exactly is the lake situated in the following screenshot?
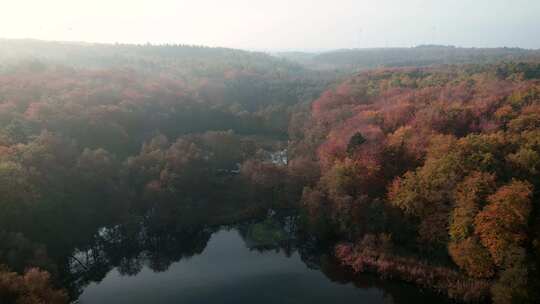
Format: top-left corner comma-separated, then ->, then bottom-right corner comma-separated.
75,217 -> 446,304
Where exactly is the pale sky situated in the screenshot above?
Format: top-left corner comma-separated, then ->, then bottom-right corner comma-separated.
1,0 -> 539,50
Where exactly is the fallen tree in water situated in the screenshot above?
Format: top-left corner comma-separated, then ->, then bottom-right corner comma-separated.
335,235 -> 491,302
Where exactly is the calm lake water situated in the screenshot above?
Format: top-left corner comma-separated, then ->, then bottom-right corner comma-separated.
77,222 -> 446,304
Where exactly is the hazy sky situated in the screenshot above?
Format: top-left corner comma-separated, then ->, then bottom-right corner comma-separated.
1,0 -> 539,50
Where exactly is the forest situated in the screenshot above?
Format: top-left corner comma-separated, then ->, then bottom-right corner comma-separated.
294,62 -> 540,303
278,45 -> 540,71
0,39 -> 540,303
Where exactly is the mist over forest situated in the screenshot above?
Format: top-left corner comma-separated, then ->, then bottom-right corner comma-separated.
0,23 -> 540,304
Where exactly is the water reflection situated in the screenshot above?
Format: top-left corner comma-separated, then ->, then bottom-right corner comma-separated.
62,213 -> 446,304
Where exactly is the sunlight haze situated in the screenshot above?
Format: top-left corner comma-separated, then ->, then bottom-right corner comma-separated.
2,1 -> 540,304
1,0 -> 539,50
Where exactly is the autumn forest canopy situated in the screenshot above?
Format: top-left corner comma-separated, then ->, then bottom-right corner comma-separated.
1,39 -> 540,303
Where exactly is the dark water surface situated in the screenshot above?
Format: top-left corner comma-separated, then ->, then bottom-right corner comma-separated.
77,224 -> 445,304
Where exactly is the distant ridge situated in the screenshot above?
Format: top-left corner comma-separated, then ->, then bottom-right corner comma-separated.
276,45 -> 540,71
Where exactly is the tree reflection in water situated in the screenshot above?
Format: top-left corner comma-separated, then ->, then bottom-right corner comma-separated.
52,210 -> 447,303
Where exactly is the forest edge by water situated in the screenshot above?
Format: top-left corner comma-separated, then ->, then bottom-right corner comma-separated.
0,40 -> 539,303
